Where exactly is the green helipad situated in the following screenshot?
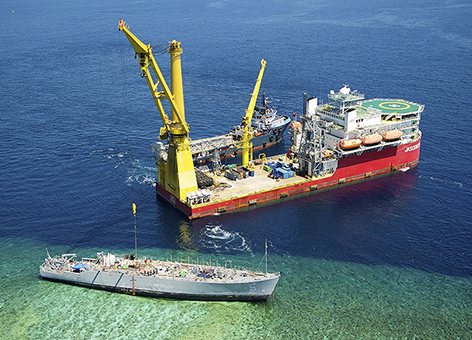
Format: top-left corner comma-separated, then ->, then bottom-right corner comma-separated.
361,99 -> 422,114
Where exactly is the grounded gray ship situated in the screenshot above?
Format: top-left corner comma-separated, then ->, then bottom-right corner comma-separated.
39,250 -> 280,301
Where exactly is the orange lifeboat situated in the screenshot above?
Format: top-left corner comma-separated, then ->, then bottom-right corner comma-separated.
362,133 -> 382,145
339,139 -> 362,150
382,130 -> 402,141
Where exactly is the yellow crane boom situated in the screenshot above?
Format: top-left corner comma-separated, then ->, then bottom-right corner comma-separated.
118,19 -> 188,137
118,19 -> 197,201
242,59 -> 267,168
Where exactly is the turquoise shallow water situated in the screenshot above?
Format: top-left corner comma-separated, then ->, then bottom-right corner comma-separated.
1,0 -> 472,338
1,238 -> 470,339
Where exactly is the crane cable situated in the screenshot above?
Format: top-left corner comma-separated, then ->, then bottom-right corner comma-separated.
151,44 -> 170,56
119,29 -> 170,259
119,31 -> 133,188
119,31 -> 138,258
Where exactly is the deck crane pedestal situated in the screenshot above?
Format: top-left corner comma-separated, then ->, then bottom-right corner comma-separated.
118,19 -> 198,201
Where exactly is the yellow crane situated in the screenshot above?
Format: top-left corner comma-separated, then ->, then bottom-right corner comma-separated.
118,19 -> 198,201
241,59 -> 266,168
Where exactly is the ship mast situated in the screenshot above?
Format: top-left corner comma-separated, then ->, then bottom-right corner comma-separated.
265,238 -> 268,275
133,203 -> 137,260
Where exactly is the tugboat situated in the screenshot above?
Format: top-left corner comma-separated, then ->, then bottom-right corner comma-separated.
188,91 -> 291,165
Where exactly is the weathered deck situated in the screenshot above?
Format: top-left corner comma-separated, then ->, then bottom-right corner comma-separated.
209,158 -> 308,204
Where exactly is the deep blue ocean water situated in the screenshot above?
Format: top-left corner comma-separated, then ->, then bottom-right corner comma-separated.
1,0 -> 471,338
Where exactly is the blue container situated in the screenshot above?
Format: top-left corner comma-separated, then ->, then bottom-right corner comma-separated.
277,168 -> 290,179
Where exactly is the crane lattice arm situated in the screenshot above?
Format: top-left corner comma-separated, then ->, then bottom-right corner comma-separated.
242,59 -> 267,133
118,19 -> 189,137
242,59 -> 267,167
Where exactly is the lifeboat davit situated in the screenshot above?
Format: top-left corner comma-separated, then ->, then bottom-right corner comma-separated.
362,133 -> 382,145
339,139 -> 362,150
382,130 -> 402,141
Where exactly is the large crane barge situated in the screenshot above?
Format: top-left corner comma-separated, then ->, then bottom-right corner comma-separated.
119,20 -> 424,220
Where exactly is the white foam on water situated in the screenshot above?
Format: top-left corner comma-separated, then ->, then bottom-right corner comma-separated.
418,174 -> 464,189
126,159 -> 157,186
199,223 -> 253,254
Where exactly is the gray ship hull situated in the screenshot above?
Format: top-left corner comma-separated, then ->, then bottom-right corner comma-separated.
39,254 -> 279,301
